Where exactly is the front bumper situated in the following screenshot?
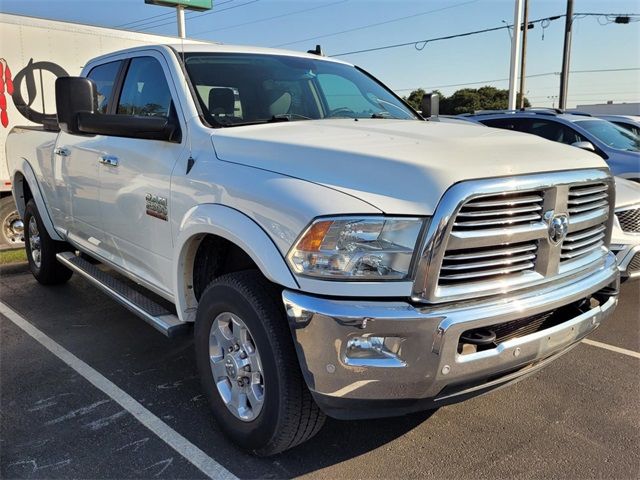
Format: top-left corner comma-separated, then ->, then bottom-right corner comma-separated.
283,252 -> 619,420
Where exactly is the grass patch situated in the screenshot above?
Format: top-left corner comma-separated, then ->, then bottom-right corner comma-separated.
0,248 -> 27,265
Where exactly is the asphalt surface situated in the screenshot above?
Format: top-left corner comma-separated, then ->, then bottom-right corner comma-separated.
1,261 -> 639,479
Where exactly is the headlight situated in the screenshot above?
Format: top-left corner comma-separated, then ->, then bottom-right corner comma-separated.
287,216 -> 425,280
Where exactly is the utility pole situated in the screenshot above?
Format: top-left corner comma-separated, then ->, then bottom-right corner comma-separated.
176,5 -> 186,39
508,0 -> 524,110
518,0 -> 529,109
559,0 -> 574,110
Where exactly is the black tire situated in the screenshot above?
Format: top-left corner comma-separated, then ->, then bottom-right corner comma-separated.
195,270 -> 325,456
0,196 -> 24,247
24,199 -> 73,285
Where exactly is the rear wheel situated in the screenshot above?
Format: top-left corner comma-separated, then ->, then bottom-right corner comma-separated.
24,200 -> 73,285
195,270 -> 325,456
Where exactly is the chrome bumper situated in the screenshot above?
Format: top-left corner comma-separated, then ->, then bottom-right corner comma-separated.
283,252 -> 619,420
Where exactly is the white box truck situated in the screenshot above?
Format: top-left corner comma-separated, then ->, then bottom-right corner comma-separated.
0,13 -> 205,246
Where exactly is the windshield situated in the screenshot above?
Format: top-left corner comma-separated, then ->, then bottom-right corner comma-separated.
183,53 -> 419,127
575,119 -> 640,152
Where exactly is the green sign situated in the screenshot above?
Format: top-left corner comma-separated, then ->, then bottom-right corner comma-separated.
144,0 -> 213,11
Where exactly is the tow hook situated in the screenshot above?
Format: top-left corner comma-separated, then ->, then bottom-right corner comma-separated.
460,328 -> 496,346
458,328 -> 496,354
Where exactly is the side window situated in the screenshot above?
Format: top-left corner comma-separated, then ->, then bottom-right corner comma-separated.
481,118 -> 520,130
87,61 -> 122,114
526,119 -> 584,145
117,57 -> 172,117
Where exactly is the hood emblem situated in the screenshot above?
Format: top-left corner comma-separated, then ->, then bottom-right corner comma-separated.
545,211 -> 569,245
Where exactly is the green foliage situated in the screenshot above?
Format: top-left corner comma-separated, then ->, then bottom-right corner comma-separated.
403,86 -> 530,115
0,248 -> 26,265
404,88 -> 426,110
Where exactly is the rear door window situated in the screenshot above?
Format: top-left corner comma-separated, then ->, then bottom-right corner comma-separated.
87,60 -> 122,114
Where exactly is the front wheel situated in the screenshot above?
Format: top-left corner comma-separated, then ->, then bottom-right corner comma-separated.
24,199 -> 73,285
195,270 -> 325,456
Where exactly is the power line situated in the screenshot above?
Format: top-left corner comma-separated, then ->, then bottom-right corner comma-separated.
528,91 -> 639,98
119,11 -> 200,30
116,11 -> 176,28
393,67 -> 640,92
192,0 -> 349,36
272,0 -> 478,48
331,12 -> 640,58
135,0 -> 260,32
116,0 -> 237,29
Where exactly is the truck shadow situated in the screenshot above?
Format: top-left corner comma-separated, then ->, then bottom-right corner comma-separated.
265,409 -> 437,478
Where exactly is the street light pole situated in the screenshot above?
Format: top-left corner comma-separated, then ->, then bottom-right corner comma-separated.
176,5 -> 186,39
559,0 -> 574,110
508,0 -> 524,110
519,0 -> 529,109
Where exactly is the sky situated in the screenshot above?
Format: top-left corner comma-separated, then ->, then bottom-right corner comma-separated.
1,0 -> 639,108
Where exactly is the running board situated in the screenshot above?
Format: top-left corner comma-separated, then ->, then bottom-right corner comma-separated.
56,252 -> 189,338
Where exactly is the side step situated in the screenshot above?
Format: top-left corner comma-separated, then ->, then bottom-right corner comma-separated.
56,252 -> 190,338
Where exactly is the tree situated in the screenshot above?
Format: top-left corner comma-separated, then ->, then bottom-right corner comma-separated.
403,88 -> 426,110
403,86 -> 530,115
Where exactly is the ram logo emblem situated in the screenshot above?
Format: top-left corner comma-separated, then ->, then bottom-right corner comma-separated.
547,212 -> 569,245
145,193 -> 168,221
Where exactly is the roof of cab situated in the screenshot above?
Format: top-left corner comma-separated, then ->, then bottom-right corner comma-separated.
87,42 -> 352,68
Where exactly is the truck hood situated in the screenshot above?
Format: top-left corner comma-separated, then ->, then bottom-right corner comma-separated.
211,119 -> 608,215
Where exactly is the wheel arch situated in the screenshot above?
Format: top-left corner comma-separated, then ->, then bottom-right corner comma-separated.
174,204 -> 299,322
12,161 -> 63,241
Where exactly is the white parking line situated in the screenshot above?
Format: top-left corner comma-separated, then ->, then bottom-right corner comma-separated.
0,301 -> 238,480
582,338 -> 640,359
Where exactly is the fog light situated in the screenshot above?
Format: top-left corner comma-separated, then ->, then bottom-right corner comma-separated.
345,336 -> 405,367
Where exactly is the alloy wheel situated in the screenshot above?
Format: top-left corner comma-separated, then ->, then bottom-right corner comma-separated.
208,312 -> 265,421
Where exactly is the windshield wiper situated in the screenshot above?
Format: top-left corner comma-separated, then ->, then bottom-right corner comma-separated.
272,113 -> 313,120
222,114 -> 314,128
371,112 -> 393,119
221,116 -> 290,128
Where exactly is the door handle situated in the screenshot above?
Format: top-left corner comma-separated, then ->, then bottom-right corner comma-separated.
54,147 -> 70,157
98,155 -> 119,167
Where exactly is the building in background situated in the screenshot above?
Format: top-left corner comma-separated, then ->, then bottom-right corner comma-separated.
576,102 -> 640,115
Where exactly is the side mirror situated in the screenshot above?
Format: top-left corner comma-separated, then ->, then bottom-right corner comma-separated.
56,77 -> 98,134
420,93 -> 439,118
571,141 -> 596,152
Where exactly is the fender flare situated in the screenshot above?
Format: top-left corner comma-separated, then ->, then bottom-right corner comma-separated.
13,159 -> 64,241
174,203 -> 299,322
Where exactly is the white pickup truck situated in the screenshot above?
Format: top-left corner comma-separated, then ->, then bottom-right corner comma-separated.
6,43 -> 620,455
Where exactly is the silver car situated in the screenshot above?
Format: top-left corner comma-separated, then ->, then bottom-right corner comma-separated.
467,109 -> 640,182
596,115 -> 640,137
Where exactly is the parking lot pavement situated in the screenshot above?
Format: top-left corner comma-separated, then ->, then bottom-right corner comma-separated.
1,262 -> 639,480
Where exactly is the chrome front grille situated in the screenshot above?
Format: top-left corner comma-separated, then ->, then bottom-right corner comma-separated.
412,170 -> 614,303
452,192 -> 543,231
616,207 -> 640,233
439,241 -> 537,285
560,224 -> 606,261
567,182 -> 608,215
